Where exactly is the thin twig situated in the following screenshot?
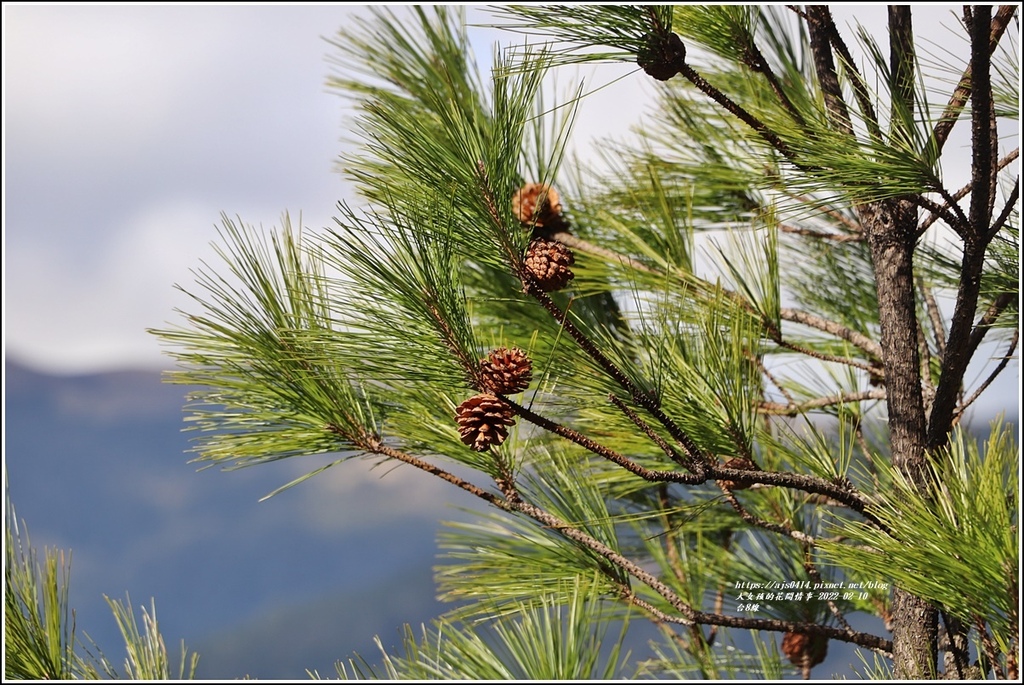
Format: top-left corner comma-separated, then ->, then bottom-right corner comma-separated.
954,329 -> 1018,422
502,394 -> 704,484
499,395 -> 885,529
985,178 -> 1020,244
778,308 -> 883,359
931,5 -> 1018,154
751,352 -> 795,406
521,277 -> 711,464
609,394 -> 700,473
718,486 -> 817,545
741,38 -> 805,126
352,430 -> 505,505
804,560 -> 856,636
758,389 -> 887,416
824,8 -> 882,142
966,292 -> 1017,363
917,149 -> 1019,236
911,192 -> 969,238
853,421 -> 882,494
784,193 -> 863,233
676,62 -> 799,164
771,335 -> 881,376
920,280 -> 947,361
657,484 -> 690,590
916,321 -> 936,408
779,223 -> 865,242
616,584 -> 893,654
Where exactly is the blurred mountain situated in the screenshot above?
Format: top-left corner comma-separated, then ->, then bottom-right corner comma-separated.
3,357 -> 482,679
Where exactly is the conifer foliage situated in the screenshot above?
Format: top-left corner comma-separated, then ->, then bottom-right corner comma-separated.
152,5 -> 1019,679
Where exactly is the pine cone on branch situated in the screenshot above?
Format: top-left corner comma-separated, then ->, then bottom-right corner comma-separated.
512,182 -> 563,228
524,237 -> 575,292
781,631 -> 828,677
455,393 -> 516,452
479,347 -> 533,395
718,456 -> 758,490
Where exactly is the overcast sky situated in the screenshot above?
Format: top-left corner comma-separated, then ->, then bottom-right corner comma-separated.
3,4 -> 1017,418
3,3 -> 654,373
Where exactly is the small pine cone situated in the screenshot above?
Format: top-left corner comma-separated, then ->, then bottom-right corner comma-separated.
524,237 -> 575,292
512,183 -> 563,228
781,631 -> 828,670
455,393 -> 516,452
636,31 -> 686,81
479,347 -> 533,395
718,456 -> 758,490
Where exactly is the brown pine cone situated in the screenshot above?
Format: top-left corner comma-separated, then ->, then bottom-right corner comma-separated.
636,31 -> 686,81
455,393 -> 516,452
479,347 -> 533,395
512,182 -> 563,228
781,631 -> 828,671
524,237 -> 575,292
718,457 -> 758,490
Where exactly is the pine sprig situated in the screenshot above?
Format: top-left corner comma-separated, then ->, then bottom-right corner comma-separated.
152,215 -> 378,470
818,420 -> 1019,645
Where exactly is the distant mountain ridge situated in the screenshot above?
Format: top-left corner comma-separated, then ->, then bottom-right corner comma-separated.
3,356 -> 475,679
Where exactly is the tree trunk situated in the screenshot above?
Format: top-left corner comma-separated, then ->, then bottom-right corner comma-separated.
858,197 -> 938,678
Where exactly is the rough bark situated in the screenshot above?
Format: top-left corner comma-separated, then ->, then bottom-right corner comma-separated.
859,196 -> 938,678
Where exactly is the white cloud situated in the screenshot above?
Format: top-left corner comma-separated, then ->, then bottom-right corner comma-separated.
4,4 -> 363,372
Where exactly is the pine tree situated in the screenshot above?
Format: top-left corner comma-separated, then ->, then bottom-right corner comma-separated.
151,5 -> 1019,679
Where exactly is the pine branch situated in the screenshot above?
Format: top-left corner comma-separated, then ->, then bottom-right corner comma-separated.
927,5 -> 1006,449
500,395 -> 703,484
769,330 -> 881,376
344,426 -> 504,505
499,395 -> 884,530
717,487 -> 816,546
930,5 -> 1018,154
758,389 -> 887,416
520,276 -> 712,465
608,394 -> 698,473
766,310 -> 882,365
738,35 -> 804,127
966,291 -> 1017,361
674,61 -> 798,164
558,227 -> 885,362
510,500 -> 894,654
968,5 -> 997,242
910,193 -> 969,238
806,6 -> 853,137
823,8 -> 881,142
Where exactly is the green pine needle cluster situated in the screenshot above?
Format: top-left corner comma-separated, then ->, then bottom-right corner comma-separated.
4,496 -> 199,681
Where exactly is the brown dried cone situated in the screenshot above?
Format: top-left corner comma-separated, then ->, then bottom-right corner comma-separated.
636,31 -> 686,81
718,456 -> 758,490
524,237 -> 575,292
479,346 -> 533,395
455,393 -> 516,452
512,182 -> 562,228
781,631 -> 828,676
